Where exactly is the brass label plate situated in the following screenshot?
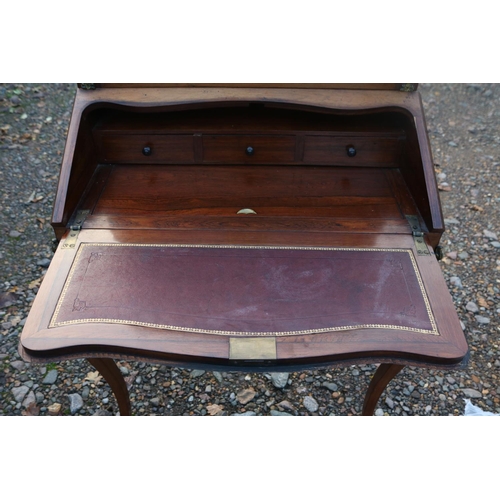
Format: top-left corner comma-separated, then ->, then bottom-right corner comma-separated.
229,337 -> 277,360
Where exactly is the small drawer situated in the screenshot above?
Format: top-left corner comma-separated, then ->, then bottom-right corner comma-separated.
202,135 -> 296,163
96,134 -> 195,163
303,136 -> 402,167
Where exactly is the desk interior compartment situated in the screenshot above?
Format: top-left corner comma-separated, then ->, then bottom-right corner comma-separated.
55,104 -> 440,241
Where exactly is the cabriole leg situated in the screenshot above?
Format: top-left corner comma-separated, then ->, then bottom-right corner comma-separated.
362,363 -> 404,416
87,358 -> 131,416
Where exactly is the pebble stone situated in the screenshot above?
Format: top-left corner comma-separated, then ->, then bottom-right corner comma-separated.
93,409 -> 113,416
48,403 -> 62,415
68,393 -> 84,414
12,386 -> 30,403
303,396 -> 319,412
483,230 -> 498,239
462,389 -> 482,398
271,373 -> 289,389
476,316 -> 491,325
22,391 -> 36,408
466,302 -> 479,313
10,360 -> 26,371
323,382 -> 338,392
278,400 -> 295,412
42,370 -> 58,385
236,388 -> 256,404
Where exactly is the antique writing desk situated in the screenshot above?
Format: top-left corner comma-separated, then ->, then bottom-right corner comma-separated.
19,84 -> 469,415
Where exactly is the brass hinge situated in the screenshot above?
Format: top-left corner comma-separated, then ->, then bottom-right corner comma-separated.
406,215 -> 430,256
61,210 -> 90,250
80,84 -> 96,90
400,83 -> 417,92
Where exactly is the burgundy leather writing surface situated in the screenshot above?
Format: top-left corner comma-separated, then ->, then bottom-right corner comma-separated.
51,244 -> 437,336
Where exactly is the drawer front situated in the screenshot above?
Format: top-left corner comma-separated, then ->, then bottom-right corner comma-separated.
303,136 -> 402,167
202,135 -> 296,163
97,134 -> 195,163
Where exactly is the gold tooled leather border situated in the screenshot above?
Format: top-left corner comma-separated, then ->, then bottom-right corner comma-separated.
50,243 -> 439,336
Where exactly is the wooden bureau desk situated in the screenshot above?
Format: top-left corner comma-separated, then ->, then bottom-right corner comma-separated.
19,84 -> 469,415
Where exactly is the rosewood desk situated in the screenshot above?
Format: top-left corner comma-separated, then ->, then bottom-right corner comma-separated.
19,84 -> 469,415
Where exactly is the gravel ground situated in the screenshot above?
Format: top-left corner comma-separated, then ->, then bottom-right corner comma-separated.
1,83 -> 499,417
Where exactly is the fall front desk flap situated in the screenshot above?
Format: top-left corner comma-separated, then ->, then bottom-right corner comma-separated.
50,244 -> 435,336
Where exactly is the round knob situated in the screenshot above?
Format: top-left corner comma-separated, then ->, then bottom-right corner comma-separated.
246,146 -> 255,156
346,145 -> 356,157
142,146 -> 152,156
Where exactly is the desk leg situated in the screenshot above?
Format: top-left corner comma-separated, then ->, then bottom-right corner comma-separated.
362,363 -> 404,416
87,358 -> 131,416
